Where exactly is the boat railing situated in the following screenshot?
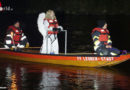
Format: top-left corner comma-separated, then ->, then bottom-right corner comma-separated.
62,30 -> 67,55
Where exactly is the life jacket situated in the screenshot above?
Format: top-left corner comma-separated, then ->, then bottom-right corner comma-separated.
45,19 -> 59,34
92,27 -> 109,42
48,31 -> 58,34
8,26 -> 22,44
46,19 -> 58,28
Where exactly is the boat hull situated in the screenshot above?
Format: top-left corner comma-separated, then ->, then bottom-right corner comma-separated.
0,50 -> 129,67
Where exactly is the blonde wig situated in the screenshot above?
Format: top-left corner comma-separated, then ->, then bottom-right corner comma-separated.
45,10 -> 56,19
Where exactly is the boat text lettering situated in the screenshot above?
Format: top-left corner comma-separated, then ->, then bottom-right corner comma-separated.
77,57 -> 114,61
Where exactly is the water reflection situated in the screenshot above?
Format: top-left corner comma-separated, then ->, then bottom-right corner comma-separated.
40,70 -> 60,90
6,66 -> 18,90
0,59 -> 129,90
58,68 -> 114,90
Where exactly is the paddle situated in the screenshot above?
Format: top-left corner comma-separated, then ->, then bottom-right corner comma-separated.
0,47 -> 40,49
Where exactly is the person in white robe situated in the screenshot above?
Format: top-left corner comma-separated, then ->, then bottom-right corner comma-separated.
37,10 -> 63,54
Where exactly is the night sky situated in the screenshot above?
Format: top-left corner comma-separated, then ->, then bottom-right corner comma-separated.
1,0 -> 130,14
0,0 -> 130,52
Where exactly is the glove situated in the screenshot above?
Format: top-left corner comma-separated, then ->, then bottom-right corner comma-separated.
53,28 -> 61,32
10,47 -> 14,51
53,28 -> 58,31
10,46 -> 17,51
26,42 -> 29,48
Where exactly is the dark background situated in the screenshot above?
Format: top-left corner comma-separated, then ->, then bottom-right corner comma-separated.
0,0 -> 130,53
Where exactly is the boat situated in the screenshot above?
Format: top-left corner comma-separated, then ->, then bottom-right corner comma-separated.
0,49 -> 129,67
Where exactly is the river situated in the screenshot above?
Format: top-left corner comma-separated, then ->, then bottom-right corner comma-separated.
0,58 -> 130,90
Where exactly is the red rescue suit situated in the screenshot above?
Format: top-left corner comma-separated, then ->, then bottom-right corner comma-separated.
8,26 -> 22,45
92,28 -> 109,44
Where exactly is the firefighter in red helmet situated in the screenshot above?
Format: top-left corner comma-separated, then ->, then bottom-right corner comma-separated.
4,21 -> 29,50
91,20 -> 120,56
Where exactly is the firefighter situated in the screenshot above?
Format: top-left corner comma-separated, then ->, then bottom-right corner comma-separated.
4,21 -> 29,51
37,10 -> 63,54
91,20 -> 120,56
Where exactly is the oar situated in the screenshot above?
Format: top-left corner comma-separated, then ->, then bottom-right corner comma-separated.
0,47 -> 40,50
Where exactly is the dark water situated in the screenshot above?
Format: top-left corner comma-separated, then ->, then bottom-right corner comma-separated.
0,59 -> 130,90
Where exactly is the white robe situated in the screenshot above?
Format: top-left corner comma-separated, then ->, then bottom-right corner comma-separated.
37,13 -> 59,54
